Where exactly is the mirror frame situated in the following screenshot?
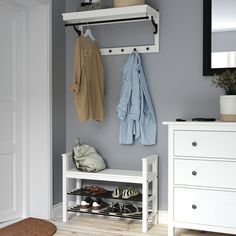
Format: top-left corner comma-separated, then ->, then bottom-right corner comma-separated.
203,0 -> 236,76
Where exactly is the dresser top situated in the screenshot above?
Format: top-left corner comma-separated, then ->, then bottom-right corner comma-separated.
163,121 -> 236,126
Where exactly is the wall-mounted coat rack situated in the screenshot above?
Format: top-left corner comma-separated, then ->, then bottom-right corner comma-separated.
62,5 -> 159,55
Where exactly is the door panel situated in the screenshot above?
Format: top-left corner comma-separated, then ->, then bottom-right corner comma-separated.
0,4 -> 24,222
0,20 -> 13,101
0,112 -> 13,141
0,155 -> 13,210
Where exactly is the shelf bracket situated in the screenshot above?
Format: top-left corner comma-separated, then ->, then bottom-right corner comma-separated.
151,16 -> 158,34
73,25 -> 81,36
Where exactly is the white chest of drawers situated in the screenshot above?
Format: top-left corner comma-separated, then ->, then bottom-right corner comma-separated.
163,122 -> 236,236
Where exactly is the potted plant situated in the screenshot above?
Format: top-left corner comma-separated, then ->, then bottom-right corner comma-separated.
212,70 -> 236,121
114,0 -> 145,8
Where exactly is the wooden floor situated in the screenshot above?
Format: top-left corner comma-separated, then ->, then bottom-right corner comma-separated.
52,215 -> 167,236
52,215 -> 234,236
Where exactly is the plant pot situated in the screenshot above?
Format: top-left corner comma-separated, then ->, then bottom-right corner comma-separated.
220,95 -> 236,121
114,0 -> 145,8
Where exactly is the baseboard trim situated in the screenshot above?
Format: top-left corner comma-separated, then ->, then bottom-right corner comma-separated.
52,202 -> 63,219
52,202 -> 168,225
158,210 -> 168,225
0,218 -> 24,229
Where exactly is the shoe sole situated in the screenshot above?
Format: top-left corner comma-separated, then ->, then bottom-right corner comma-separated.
122,212 -> 142,216
109,212 -> 122,216
91,206 -> 109,213
80,208 -> 91,212
122,193 -> 139,199
112,195 -> 121,198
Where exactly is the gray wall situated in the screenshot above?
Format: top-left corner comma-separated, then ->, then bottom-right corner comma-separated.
52,0 -> 66,205
212,30 -> 236,52
65,0 -> 222,210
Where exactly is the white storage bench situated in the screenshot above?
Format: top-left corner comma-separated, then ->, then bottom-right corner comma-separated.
62,153 -> 159,232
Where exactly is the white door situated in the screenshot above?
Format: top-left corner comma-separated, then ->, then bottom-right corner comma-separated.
0,4 -> 24,222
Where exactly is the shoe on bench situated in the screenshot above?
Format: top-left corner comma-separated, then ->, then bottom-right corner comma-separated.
80,197 -> 94,212
109,202 -> 122,215
122,203 -> 141,216
112,186 -> 124,198
122,186 -> 140,199
91,198 -> 109,213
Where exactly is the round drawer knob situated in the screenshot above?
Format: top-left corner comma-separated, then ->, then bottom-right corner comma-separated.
192,204 -> 197,209
192,142 -> 197,147
192,171 -> 197,176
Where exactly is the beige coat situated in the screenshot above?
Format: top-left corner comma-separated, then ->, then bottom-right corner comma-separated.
71,36 -> 104,122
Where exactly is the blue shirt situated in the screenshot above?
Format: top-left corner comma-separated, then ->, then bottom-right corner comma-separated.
117,51 -> 157,145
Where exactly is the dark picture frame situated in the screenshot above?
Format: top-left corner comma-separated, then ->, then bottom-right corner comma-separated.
203,0 -> 236,76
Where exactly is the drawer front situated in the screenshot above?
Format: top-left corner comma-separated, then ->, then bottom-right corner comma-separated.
174,131 -> 236,159
174,159 -> 236,189
174,188 -> 236,228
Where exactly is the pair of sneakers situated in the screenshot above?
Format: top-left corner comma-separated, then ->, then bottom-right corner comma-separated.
112,186 -> 140,199
109,202 -> 141,216
80,197 -> 108,213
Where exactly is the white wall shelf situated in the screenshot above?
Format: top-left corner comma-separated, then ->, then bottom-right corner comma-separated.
62,5 -> 159,55
62,153 -> 159,233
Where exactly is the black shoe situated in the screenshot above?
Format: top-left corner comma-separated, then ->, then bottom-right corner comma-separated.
109,202 -> 122,215
122,203 -> 141,216
91,198 -> 109,213
80,197 -> 94,212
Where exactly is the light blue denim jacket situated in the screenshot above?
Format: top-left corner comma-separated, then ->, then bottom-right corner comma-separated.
117,51 -> 157,145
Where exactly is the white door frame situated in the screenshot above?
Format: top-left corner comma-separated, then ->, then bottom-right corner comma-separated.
0,0 -> 52,220
26,0 -> 52,220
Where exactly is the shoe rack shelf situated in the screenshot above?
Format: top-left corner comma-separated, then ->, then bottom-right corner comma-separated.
62,153 -> 158,233
68,188 -> 144,201
67,188 -> 151,220
67,205 -> 144,220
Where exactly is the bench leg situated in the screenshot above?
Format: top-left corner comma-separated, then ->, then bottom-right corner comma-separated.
142,180 -> 148,233
62,176 -> 68,222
